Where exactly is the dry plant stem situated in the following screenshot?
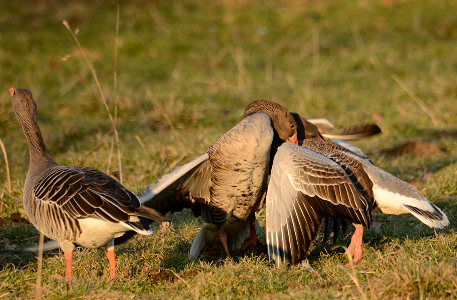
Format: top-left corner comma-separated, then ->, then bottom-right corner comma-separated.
392,74 -> 442,128
114,3 -> 119,105
35,232 -> 44,300
170,269 -> 191,288
338,245 -> 368,300
0,138 -> 11,193
106,137 -> 115,174
62,20 -> 123,184
113,4 -> 122,184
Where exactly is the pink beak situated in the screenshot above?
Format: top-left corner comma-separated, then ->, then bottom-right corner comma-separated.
286,133 -> 298,145
9,88 -> 15,97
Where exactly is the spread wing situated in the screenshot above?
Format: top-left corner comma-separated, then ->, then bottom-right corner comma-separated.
140,153 -> 212,217
266,143 -> 373,266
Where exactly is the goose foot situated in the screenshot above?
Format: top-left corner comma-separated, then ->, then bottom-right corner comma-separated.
345,224 -> 364,265
64,251 -> 73,282
106,248 -> 116,280
219,231 -> 231,258
240,213 -> 258,251
160,221 -> 170,233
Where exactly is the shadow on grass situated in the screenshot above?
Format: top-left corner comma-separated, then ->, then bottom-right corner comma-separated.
0,223 -> 59,269
316,210 -> 454,262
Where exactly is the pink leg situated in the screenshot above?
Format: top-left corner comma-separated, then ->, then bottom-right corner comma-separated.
241,212 -> 258,251
219,231 -> 231,258
64,251 -> 73,282
106,248 -> 116,280
345,225 -> 364,264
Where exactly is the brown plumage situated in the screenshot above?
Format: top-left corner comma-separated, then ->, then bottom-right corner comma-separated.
140,109 -> 382,259
142,100 -> 298,257
10,88 -> 167,282
266,139 -> 448,267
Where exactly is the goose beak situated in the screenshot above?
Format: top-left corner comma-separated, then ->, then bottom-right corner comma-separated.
287,133 -> 298,145
8,88 -> 15,97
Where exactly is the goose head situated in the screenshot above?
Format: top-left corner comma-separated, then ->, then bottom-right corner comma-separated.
10,88 -> 38,125
243,100 -> 298,144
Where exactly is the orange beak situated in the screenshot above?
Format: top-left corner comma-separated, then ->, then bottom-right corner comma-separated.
286,133 -> 298,145
9,88 -> 15,97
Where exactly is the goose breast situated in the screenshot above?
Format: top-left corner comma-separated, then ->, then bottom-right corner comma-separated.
207,112 -> 274,224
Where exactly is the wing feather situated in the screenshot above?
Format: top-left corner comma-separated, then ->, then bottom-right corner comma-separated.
33,166 -> 143,228
140,154 -> 212,216
266,143 -> 375,266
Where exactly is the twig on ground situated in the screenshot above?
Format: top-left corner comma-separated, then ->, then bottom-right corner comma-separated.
392,75 -> 442,128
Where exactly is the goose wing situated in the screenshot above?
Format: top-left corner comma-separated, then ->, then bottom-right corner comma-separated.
33,166 -> 140,223
140,153 -> 212,216
266,143 -> 373,266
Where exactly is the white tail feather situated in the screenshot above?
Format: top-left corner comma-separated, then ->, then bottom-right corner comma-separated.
120,222 -> 153,235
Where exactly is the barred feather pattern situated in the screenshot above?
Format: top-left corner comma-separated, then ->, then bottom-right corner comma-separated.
207,113 -> 273,226
265,142 -> 376,266
24,165 -> 143,241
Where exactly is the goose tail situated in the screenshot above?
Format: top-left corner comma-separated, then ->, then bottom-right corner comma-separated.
403,201 -> 449,229
362,162 -> 450,229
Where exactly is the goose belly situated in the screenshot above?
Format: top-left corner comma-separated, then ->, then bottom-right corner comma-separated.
75,218 -> 128,249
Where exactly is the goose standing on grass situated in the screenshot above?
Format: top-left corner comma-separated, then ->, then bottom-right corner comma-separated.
266,137 -> 449,266
141,100 -> 298,257
9,88 -> 168,282
292,113 -> 381,243
140,109 -> 381,259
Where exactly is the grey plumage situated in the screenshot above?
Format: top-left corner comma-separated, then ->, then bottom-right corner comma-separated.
10,88 -> 166,281
142,100 -> 298,258
266,140 -> 449,267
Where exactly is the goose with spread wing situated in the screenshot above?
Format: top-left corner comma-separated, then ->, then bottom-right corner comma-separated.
141,100 -> 298,257
266,138 -> 449,266
10,88 -> 167,282
140,106 -> 381,259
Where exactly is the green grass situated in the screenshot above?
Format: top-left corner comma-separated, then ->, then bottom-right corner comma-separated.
1,0 -> 457,298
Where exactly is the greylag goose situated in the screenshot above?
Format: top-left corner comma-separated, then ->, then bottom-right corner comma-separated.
10,88 -> 167,282
293,113 -> 381,243
140,106 -> 381,259
141,100 -> 298,257
265,138 -> 449,266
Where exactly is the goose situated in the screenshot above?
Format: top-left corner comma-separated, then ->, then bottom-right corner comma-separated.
9,88 -> 168,282
141,100 -> 298,257
265,138 -> 449,266
140,105 -> 381,259
293,113 -> 380,244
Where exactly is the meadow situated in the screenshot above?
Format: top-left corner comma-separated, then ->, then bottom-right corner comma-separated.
0,0 -> 457,298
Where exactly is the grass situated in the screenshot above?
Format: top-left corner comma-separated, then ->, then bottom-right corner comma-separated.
1,0 -> 457,298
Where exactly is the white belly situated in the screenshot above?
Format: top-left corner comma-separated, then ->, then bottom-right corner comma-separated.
75,218 -> 129,249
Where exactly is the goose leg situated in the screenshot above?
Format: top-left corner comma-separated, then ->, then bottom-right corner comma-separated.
106,239 -> 116,280
64,251 -> 73,282
323,217 -> 332,243
240,212 -> 258,251
345,224 -> 364,264
219,231 -> 231,258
